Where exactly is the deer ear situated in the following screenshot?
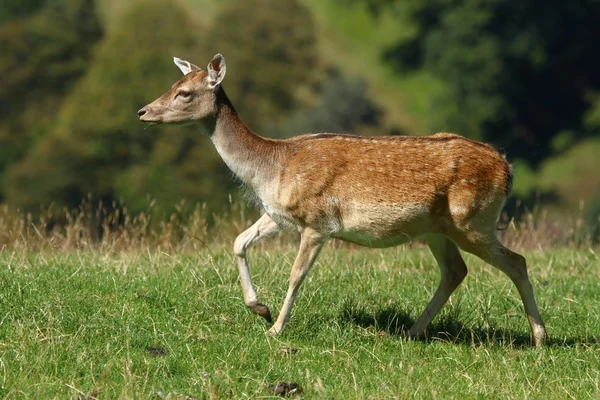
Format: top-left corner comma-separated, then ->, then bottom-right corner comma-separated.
207,53 -> 226,89
173,57 -> 200,75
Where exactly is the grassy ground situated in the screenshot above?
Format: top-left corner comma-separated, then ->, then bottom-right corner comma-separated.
1,244 -> 599,399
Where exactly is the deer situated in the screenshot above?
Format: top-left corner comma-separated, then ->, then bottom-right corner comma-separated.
138,53 -> 547,346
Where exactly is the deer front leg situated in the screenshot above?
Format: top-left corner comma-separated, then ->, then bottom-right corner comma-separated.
234,213 -> 280,322
268,228 -> 326,335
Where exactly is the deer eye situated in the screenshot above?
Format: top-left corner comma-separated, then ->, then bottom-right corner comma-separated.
177,90 -> 191,99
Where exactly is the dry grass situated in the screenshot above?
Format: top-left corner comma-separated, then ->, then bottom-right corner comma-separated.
0,200 -> 251,254
0,200 -> 596,254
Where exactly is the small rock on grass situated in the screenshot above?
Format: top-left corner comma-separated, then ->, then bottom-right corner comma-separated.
146,346 -> 168,357
268,382 -> 303,397
278,345 -> 298,355
77,392 -> 98,400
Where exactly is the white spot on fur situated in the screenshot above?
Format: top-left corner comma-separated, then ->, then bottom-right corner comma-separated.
448,161 -> 456,169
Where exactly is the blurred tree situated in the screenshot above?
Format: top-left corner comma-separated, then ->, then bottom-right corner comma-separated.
6,0 -> 232,215
349,0 -> 600,166
203,0 -> 320,134
0,0 -> 47,23
277,70 -> 382,136
586,186 -> 600,241
0,0 -> 103,198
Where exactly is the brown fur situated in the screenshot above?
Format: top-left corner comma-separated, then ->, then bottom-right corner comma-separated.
138,54 -> 546,345
273,133 -> 511,236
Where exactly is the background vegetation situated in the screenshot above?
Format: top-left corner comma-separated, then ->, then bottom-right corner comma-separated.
0,0 -> 598,232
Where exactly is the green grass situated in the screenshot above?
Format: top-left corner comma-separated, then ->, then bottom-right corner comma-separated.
1,245 -> 599,399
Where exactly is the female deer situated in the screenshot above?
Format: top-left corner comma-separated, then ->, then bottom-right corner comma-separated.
138,54 -> 546,346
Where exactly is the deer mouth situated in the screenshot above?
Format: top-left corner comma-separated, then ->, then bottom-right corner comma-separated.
139,118 -> 161,125
137,107 -> 162,124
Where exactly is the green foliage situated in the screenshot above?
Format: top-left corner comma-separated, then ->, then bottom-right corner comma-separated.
203,0 -> 320,133
277,70 -> 382,136
535,138 -> 600,206
0,0 -> 47,23
114,130 -> 234,216
586,188 -> 600,241
0,0 -> 103,197
6,0 -> 231,214
376,0 -> 600,166
4,0 -> 324,215
584,91 -> 600,133
510,137 -> 600,230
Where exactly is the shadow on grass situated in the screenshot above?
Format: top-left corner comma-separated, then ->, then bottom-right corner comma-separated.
339,302 -> 596,348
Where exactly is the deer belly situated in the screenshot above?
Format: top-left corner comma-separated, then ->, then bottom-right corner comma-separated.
332,202 -> 432,247
331,230 -> 414,248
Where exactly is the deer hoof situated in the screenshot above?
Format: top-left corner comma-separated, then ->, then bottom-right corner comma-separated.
267,326 -> 281,336
533,333 -> 547,347
407,329 -> 425,340
247,302 -> 273,323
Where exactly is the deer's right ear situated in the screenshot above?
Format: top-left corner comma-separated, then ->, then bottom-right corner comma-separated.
173,57 -> 200,75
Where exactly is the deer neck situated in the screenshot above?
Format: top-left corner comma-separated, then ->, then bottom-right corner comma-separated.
209,88 -> 281,195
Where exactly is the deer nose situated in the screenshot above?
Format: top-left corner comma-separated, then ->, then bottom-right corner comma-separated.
137,108 -> 147,118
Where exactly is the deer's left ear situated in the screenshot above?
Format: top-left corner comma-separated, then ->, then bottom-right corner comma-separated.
173,57 -> 200,75
207,53 -> 226,89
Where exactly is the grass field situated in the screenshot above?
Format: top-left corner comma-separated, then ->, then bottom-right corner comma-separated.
1,242 -> 599,399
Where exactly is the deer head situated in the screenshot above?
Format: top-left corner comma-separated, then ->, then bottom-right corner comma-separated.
137,54 -> 227,124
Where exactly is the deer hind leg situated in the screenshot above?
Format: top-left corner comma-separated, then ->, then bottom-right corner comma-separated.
234,213 -> 280,323
409,233 -> 468,338
268,227 -> 326,335
458,235 -> 547,346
